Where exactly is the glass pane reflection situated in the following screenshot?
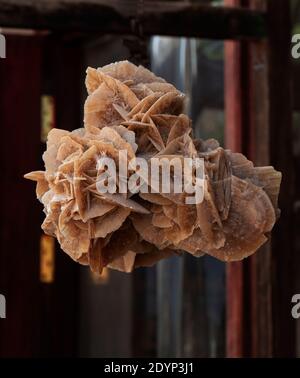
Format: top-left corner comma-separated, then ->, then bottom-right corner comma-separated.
150,36 -> 225,358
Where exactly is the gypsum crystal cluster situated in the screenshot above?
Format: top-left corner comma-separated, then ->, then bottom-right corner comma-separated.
25,61 -> 282,274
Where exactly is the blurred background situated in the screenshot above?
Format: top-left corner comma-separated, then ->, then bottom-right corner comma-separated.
0,0 -> 299,358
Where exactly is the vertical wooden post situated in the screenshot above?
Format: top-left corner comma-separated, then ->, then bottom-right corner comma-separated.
224,0 -> 246,358
225,0 -> 294,357
0,35 -> 43,357
247,0 -> 274,358
225,0 -> 272,358
248,40 -> 273,358
267,0 -> 295,357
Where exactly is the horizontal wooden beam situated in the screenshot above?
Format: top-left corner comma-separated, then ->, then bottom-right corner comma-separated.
0,1 -> 266,40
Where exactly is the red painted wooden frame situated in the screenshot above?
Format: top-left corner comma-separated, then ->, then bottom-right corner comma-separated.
225,0 -> 295,357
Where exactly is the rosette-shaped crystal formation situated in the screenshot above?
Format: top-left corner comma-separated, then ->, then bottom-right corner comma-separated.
25,61 -> 282,274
